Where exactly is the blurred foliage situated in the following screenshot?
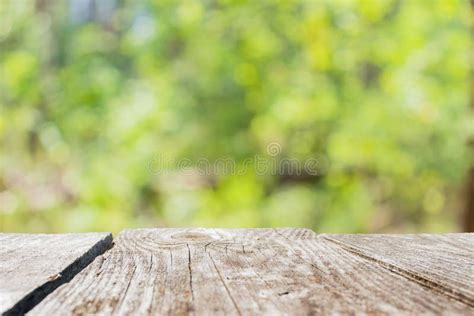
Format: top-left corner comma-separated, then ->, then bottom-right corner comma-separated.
0,0 -> 472,233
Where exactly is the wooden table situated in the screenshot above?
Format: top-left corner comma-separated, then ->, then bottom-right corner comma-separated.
1,229 -> 473,315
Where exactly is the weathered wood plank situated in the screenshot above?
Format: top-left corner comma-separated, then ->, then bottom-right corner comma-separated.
31,228 -> 473,315
0,232 -> 112,315
323,233 -> 474,307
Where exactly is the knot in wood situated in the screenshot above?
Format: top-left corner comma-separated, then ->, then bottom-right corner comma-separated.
170,231 -> 214,242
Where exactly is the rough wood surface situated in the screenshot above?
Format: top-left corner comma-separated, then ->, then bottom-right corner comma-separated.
323,233 -> 474,307
0,232 -> 112,315
31,228 -> 474,315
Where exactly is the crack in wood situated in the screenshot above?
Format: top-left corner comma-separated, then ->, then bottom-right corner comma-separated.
323,236 -> 474,308
112,265 -> 137,314
207,252 -> 242,316
186,243 -> 194,301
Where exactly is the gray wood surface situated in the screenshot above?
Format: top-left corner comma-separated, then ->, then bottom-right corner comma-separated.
323,233 -> 474,306
0,232 -> 112,315
30,228 -> 474,315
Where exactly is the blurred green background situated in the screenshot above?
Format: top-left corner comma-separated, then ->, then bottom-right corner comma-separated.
0,0 -> 472,234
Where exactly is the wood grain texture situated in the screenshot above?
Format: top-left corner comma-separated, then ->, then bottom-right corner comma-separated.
31,228 -> 473,315
0,232 -> 112,315
323,233 -> 474,307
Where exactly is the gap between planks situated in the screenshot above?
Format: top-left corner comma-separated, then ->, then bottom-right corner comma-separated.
1,233 -> 113,315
